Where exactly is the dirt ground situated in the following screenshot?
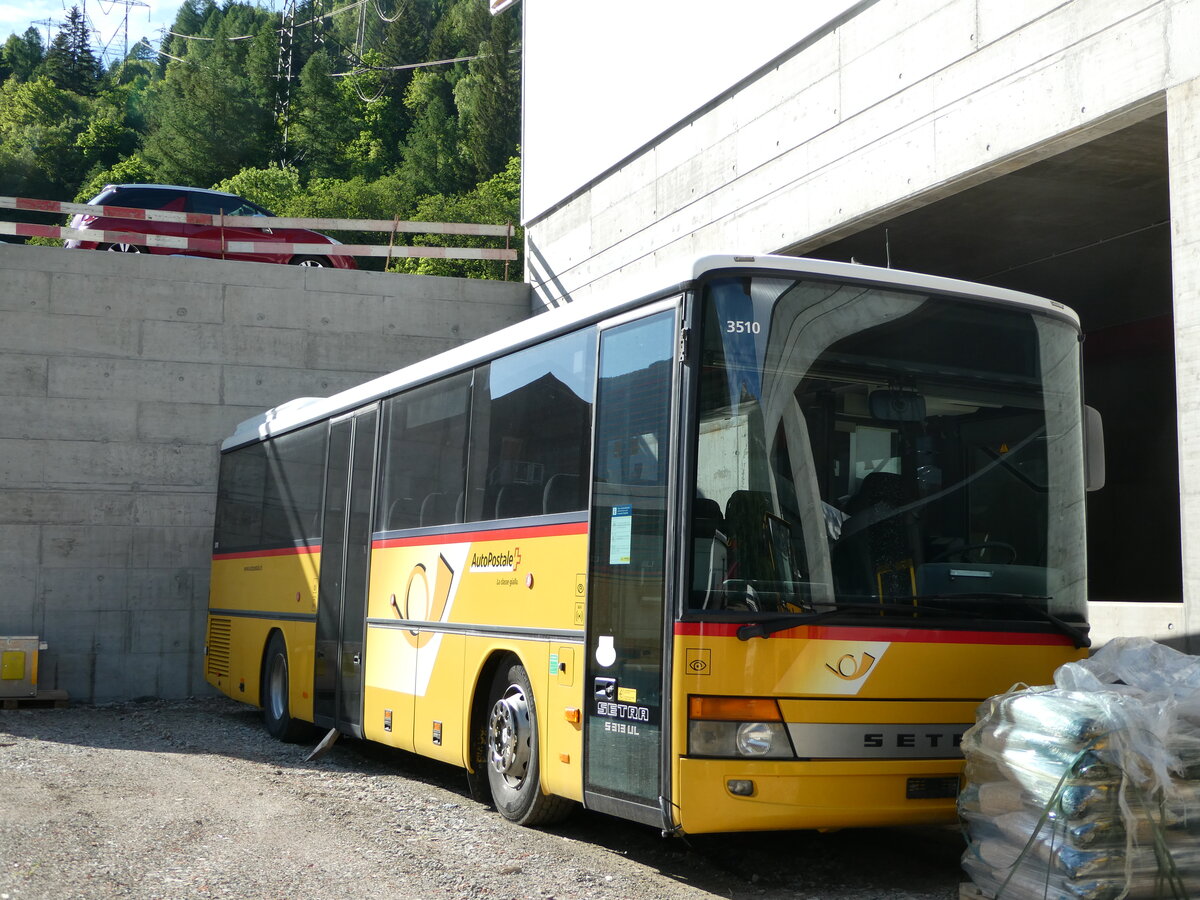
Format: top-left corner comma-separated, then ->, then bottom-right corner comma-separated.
0,697 -> 966,899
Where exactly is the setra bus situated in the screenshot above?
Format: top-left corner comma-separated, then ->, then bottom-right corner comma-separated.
205,254 -> 1100,833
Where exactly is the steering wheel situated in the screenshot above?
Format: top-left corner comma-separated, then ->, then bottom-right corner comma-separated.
930,542 -> 1017,564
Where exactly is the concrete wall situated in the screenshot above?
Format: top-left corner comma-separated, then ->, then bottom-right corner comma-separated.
0,244 -> 531,703
525,0 -> 1198,308
1168,74 -> 1200,648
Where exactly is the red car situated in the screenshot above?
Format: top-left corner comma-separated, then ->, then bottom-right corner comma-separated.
64,184 -> 356,269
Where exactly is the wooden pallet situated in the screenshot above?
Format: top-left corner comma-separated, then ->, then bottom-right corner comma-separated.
1,689 -> 69,710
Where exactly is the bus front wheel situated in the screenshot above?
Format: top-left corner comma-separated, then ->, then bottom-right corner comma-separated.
262,632 -> 310,743
485,661 -> 573,826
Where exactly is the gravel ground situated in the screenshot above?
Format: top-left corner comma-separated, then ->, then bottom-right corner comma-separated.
0,697 -> 967,899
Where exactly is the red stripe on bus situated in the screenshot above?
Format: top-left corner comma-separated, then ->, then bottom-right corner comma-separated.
374,520 -> 588,549
212,544 -> 320,561
673,621 -> 1074,646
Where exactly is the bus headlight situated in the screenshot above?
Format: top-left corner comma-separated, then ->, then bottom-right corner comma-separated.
687,696 -> 795,759
736,721 -> 785,756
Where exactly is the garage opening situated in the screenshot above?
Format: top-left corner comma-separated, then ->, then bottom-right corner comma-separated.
800,114 -> 1179,604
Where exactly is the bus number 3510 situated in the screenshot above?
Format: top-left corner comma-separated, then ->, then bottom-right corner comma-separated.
726,319 -> 761,334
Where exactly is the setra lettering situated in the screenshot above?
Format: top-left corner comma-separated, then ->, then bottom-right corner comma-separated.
862,730 -> 965,750
595,701 -> 650,721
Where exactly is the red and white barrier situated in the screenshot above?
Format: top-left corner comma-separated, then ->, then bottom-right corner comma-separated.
0,195 -> 518,261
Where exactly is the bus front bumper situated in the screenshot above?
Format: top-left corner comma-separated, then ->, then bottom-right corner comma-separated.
675,757 -> 964,834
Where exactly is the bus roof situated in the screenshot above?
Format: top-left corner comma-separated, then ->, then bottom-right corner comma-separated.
221,254 -> 1080,451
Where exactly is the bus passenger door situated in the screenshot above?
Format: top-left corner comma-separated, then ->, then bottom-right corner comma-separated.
314,405 -> 379,738
583,306 -> 678,828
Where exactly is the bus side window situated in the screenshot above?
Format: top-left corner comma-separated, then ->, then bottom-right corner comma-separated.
261,424 -> 326,547
467,328 -> 596,522
376,372 -> 472,532
214,443 -> 267,553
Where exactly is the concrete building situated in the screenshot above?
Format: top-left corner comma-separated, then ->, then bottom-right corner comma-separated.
519,0 -> 1199,648
0,245 -> 529,702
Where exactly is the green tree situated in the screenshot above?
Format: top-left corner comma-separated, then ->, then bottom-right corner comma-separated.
292,50 -> 356,177
398,69 -> 464,198
211,164 -> 302,214
330,51 -> 397,180
161,0 -> 217,67
244,21 -> 281,112
0,75 -> 90,196
74,101 -> 139,175
144,10 -> 274,186
75,153 -> 156,202
3,27 -> 46,82
454,5 -> 519,183
289,171 -> 418,271
394,153 -> 520,280
41,6 -> 102,95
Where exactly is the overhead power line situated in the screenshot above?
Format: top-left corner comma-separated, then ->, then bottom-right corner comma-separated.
330,47 -> 519,77
162,0 -> 368,43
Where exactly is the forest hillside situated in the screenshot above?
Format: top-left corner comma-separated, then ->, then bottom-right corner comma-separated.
0,0 -> 521,278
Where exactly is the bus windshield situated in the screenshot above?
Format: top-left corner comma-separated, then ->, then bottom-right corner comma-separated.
688,273 -> 1088,637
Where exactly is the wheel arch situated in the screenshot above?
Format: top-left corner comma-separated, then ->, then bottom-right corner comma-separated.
258,626 -> 288,710
464,649 -> 524,802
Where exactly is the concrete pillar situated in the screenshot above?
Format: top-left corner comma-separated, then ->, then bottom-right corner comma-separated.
1169,75 -> 1200,651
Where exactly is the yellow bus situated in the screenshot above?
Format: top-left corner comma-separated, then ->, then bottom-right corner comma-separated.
205,254 -> 1097,833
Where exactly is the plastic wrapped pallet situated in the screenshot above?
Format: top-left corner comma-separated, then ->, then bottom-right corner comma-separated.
959,637 -> 1200,900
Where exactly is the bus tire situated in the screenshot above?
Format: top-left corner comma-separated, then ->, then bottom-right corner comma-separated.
262,632 -> 310,743
485,661 -> 574,826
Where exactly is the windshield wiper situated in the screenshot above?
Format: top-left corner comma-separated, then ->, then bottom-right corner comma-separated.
735,600 -> 988,641
1015,600 -> 1090,649
906,593 -> 1090,649
736,608 -> 849,640
736,595 -> 1089,647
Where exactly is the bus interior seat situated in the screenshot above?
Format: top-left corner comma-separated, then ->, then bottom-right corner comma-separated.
494,483 -> 542,519
543,473 -> 581,514
693,497 -> 729,607
835,471 -> 919,598
723,490 -> 774,584
386,498 -> 409,530
420,492 -> 451,527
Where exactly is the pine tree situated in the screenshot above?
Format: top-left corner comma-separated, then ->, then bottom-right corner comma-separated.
456,5 -> 520,183
42,7 -> 101,95
161,0 -> 216,70
145,5 -> 275,186
293,50 -> 357,177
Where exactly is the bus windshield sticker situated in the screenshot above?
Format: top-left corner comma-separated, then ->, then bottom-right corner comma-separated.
609,504 -> 632,565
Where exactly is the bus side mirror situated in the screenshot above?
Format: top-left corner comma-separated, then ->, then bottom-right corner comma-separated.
1085,405 -> 1105,492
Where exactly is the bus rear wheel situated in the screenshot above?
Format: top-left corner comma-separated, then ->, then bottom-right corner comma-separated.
485,661 -> 573,826
262,632 -> 310,743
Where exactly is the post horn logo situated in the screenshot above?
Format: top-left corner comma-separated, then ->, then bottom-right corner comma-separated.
825,651 -> 877,681
390,554 -> 454,648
